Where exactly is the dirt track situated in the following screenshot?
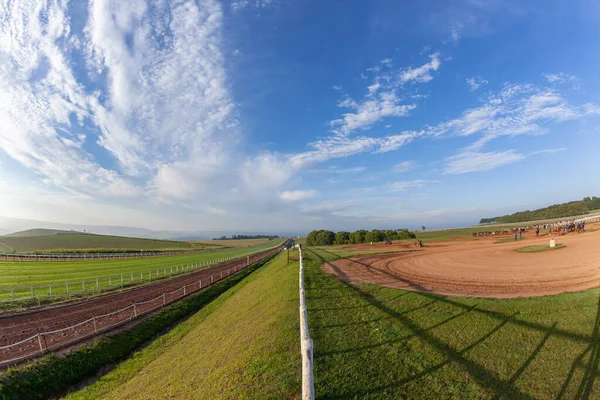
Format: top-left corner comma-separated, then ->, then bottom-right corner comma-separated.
323,229 -> 600,299
0,247 -> 280,364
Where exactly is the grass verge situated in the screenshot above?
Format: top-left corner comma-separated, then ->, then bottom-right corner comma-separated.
305,246 -> 600,399
514,244 -> 566,253
64,251 -> 300,400
0,254 -> 276,400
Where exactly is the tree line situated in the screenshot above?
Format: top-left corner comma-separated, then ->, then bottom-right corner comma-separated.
480,196 -> 600,224
212,234 -> 280,240
306,229 -> 416,246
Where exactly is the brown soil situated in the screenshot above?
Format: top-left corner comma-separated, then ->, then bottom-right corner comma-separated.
323,228 -> 600,299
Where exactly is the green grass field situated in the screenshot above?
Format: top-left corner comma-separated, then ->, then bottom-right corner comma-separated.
193,238 -> 273,247
65,251 -> 300,400
0,239 -> 285,300
303,247 -> 600,399
0,232 -> 218,253
515,244 -> 566,253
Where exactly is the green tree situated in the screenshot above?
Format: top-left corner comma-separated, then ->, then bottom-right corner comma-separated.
384,230 -> 398,240
365,229 -> 385,243
315,230 -> 336,246
334,231 -> 351,245
396,229 -> 416,240
349,230 -> 367,244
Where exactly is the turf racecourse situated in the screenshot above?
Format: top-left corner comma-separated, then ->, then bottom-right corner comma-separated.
0,239 -> 284,301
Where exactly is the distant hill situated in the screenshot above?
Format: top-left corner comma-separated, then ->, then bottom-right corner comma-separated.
480,197 -> 600,224
0,231 -> 224,253
3,228 -> 82,237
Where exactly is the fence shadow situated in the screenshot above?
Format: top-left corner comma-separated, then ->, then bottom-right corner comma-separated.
305,247 -> 600,399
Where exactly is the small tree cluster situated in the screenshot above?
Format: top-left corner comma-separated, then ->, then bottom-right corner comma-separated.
306,229 -> 416,246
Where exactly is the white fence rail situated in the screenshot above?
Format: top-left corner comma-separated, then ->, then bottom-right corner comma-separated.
0,247 -> 281,367
297,244 -> 315,400
0,248 -> 222,261
0,243 -> 283,303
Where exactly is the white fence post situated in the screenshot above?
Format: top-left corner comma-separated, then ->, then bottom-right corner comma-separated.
297,245 -> 315,400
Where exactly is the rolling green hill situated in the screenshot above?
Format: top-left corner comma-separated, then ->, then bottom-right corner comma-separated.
4,228 -> 80,237
0,232 -> 218,253
480,196 -> 600,224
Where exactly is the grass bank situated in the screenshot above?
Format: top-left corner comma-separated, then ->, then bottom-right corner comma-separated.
65,251 -> 300,400
0,253 -> 276,400
305,247 -> 600,399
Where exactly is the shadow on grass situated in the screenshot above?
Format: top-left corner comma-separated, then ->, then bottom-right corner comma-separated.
555,292 -> 600,400
306,247 -> 600,399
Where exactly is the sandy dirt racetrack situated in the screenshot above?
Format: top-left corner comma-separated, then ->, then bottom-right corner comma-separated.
323,229 -> 600,298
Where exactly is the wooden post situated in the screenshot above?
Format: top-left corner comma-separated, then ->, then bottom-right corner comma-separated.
66,282 -> 69,293
163,293 -> 166,306
287,248 -> 290,264
38,334 -> 44,354
96,278 -> 99,289
133,303 -> 137,317
93,316 -> 98,334
48,283 -> 52,296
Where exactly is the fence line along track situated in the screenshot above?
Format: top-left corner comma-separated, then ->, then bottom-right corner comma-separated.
0,243 -> 287,367
0,239 -> 284,262
297,244 -> 315,400
0,242 -> 284,303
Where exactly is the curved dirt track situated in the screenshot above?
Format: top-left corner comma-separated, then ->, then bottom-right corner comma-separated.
0,247 -> 281,364
323,228 -> 600,299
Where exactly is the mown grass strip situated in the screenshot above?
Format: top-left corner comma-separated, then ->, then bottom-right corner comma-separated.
0,254 -> 276,400
514,244 -> 566,253
66,251 -> 301,400
304,247 -> 600,399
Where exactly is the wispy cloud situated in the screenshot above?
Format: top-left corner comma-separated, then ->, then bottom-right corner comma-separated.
328,53 -> 443,136
444,150 -> 525,174
430,83 -> 600,149
387,180 -> 440,192
280,190 -> 318,202
330,93 -> 416,135
543,73 -> 579,85
308,166 -> 366,174
399,53 -> 441,84
289,131 -> 422,168
466,76 -> 488,91
392,161 -> 417,173
530,148 -> 567,155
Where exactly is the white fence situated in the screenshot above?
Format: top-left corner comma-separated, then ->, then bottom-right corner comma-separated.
0,248 -> 281,367
0,248 -> 221,261
297,245 -> 315,400
0,243 -> 283,303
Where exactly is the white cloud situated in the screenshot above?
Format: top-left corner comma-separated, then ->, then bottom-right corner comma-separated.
288,131 -> 422,168
387,180 -> 439,192
330,92 -> 416,135
392,161 -> 416,173
543,73 -> 579,85
530,148 -> 567,155
430,83 -> 599,148
308,166 -> 366,174
444,150 -> 525,174
399,53 -> 441,84
280,190 -> 318,202
466,76 -> 488,91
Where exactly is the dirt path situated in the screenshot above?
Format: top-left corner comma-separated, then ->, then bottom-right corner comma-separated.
323,229 -> 600,299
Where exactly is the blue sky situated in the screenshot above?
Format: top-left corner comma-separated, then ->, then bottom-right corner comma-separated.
0,0 -> 599,233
